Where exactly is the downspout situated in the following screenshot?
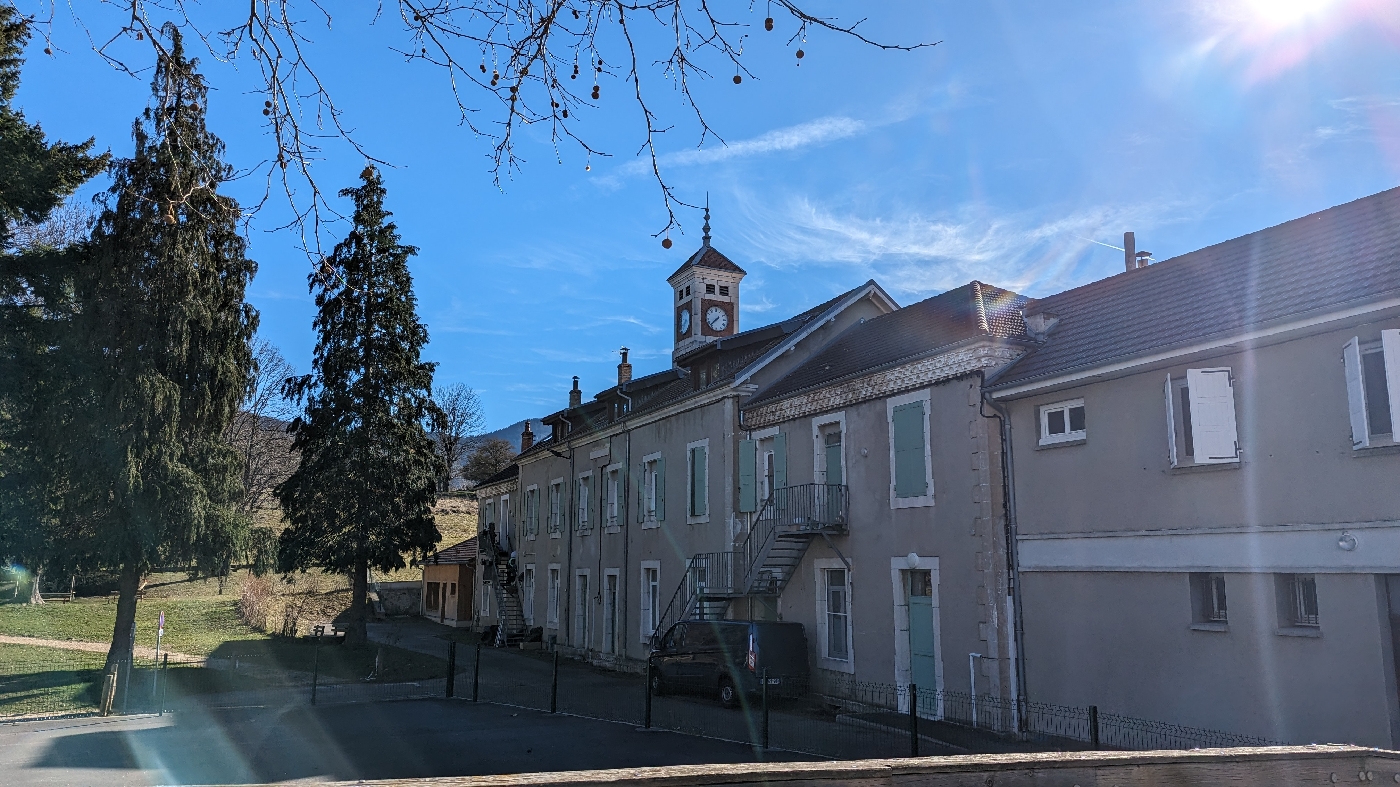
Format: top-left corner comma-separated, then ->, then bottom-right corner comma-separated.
980,374 -> 1029,735
618,389 -> 634,662
562,413 -> 576,650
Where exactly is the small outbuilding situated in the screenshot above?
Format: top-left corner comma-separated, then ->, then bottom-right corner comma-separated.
421,537 -> 477,628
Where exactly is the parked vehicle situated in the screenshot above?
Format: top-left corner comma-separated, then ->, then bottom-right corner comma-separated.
648,619 -> 810,707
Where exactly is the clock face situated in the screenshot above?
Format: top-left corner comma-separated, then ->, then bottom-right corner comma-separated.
706,306 -> 729,332
678,309 -> 691,335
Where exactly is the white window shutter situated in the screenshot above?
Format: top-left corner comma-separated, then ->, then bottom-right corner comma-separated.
1343,337 -> 1371,449
1383,329 -> 1400,435
1186,368 -> 1239,463
1164,374 -> 1178,467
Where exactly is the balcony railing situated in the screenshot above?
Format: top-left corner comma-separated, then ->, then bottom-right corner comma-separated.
762,483 -> 849,531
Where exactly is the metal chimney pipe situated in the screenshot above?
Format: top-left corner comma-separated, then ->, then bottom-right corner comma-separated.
1124,232 -> 1136,273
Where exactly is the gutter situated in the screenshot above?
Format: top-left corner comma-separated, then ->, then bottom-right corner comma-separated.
979,373 -> 1029,735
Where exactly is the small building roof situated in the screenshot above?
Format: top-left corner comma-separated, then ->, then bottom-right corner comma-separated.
667,244 -> 747,282
429,537 -> 478,565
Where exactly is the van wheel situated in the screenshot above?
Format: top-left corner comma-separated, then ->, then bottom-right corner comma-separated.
650,671 -> 667,696
718,677 -> 739,708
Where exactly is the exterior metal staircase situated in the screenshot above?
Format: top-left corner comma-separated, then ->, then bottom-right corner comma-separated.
485,528 -> 529,647
650,484 -> 849,649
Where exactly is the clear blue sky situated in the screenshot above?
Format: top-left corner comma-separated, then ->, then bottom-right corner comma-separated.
17,1 -> 1400,431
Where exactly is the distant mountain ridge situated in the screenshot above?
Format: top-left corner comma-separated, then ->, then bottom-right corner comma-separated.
481,418 -> 543,453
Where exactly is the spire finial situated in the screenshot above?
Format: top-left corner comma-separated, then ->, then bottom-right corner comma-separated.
702,193 -> 711,247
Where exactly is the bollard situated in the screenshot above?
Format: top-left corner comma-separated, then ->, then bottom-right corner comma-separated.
158,653 -> 168,716
446,641 -> 457,698
761,668 -> 770,751
1089,704 -> 1100,750
311,637 -> 321,706
549,650 -> 559,713
473,644 -> 481,702
909,683 -> 919,758
643,660 -> 653,729
100,671 -> 117,716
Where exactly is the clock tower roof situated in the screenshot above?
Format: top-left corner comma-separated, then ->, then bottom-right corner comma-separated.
667,244 -> 747,283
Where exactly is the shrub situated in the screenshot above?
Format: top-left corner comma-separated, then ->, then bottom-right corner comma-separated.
237,575 -> 274,632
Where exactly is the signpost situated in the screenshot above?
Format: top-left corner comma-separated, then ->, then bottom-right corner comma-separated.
152,611 -> 165,699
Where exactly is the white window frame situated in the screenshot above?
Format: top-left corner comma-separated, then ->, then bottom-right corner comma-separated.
1165,368 -> 1240,467
751,426 -> 780,503
548,479 -> 564,537
604,463 -> 622,530
481,497 -> 496,535
522,564 -> 536,626
574,569 -> 592,649
576,470 -> 593,532
812,412 -> 847,487
523,485 -> 539,539
546,564 -> 561,628
886,391 -> 935,509
814,557 -> 855,673
1038,397 -> 1087,446
641,452 -> 662,528
686,438 -> 710,524
1344,332 -> 1400,449
640,560 -> 661,641
498,493 -> 511,546
602,568 -> 621,655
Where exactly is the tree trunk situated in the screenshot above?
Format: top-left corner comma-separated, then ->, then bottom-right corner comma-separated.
27,566 -> 43,605
346,560 -> 368,645
105,564 -> 142,673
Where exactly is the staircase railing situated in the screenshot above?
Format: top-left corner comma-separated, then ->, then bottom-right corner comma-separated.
740,484 -> 849,593
648,551 -> 742,649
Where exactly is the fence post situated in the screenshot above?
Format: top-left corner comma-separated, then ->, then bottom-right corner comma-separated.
1089,704 -> 1100,750
446,640 -> 457,698
643,660 -> 653,729
909,684 -> 919,758
310,637 -> 321,706
100,671 -> 117,716
473,644 -> 481,701
158,653 -> 168,716
120,658 -> 132,715
761,668 -> 770,751
549,650 -> 559,713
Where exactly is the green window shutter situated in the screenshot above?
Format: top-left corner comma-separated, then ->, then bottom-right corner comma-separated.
893,400 -> 929,498
772,433 -> 787,490
738,439 -> 757,512
637,463 -> 645,522
655,457 -> 666,521
691,446 -> 708,517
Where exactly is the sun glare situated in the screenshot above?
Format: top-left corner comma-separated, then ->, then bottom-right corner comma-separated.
1243,0 -> 1337,28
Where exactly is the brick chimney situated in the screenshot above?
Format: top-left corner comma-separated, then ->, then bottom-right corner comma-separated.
569,376 -> 581,408
520,420 -> 534,452
1124,231 -> 1135,273
618,347 -> 633,386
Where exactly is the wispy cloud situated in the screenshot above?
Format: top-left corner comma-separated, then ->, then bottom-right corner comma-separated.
610,116 -> 867,179
736,196 -> 1193,298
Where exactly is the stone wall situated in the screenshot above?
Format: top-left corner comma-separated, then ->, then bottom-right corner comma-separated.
376,581 -> 422,617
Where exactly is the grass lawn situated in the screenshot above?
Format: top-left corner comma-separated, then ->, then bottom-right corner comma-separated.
0,595 -> 266,657
0,643 -> 104,718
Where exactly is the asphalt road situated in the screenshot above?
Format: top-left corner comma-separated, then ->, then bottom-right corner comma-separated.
0,698 -> 812,786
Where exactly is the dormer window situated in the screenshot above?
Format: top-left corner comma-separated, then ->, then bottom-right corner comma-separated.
719,286 -> 729,297
706,284 -> 716,294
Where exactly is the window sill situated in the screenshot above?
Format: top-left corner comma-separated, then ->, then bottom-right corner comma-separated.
1354,441 -> 1400,457
1037,436 -> 1087,450
817,657 -> 856,674
641,520 -> 660,530
1275,626 -> 1322,638
549,531 -> 562,539
604,525 -> 622,535
1170,460 -> 1241,475
891,496 -> 934,509
687,516 -> 711,526
1189,622 -> 1229,633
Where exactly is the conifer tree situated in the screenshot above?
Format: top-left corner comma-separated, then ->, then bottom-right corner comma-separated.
58,26 -> 257,669
0,7 -> 108,603
276,166 -> 443,645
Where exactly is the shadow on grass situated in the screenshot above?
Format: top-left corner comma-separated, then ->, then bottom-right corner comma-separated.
0,667 -> 102,717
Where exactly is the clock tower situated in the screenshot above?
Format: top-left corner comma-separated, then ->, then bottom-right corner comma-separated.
668,206 -> 746,362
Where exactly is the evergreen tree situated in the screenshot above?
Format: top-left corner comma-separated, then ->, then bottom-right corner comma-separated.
0,6 -> 108,603
276,166 -> 443,645
58,26 -> 257,669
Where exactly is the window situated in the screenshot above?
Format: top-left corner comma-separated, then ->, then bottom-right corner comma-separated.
548,480 -> 564,535
686,440 -> 709,521
678,288 -> 684,302
481,498 -> 496,536
605,466 -> 620,527
449,582 -> 456,596
813,414 -> 845,486
499,494 -> 511,545
1278,574 -> 1320,629
524,486 -> 540,538
719,285 -> 729,297
821,566 -> 851,661
547,566 -> 561,627
426,582 -> 440,612
1165,368 -> 1239,466
1343,332 -> 1400,449
574,571 -> 591,648
887,392 -> 934,507
1190,573 -> 1228,627
705,283 -> 716,294
1039,398 -> 1086,445
753,429 -> 787,505
576,472 -> 592,532
640,454 -> 664,526
522,565 -> 536,626
640,562 -> 661,640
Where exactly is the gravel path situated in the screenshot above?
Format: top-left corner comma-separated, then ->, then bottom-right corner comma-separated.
0,634 -> 204,664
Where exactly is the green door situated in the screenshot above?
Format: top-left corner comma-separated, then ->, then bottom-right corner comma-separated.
908,570 -> 937,702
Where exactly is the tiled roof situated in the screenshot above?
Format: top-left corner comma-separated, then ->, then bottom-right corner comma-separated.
431,537 -> 478,565
992,186 -> 1400,389
668,244 -> 747,280
477,463 -> 519,488
746,281 -> 1029,408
